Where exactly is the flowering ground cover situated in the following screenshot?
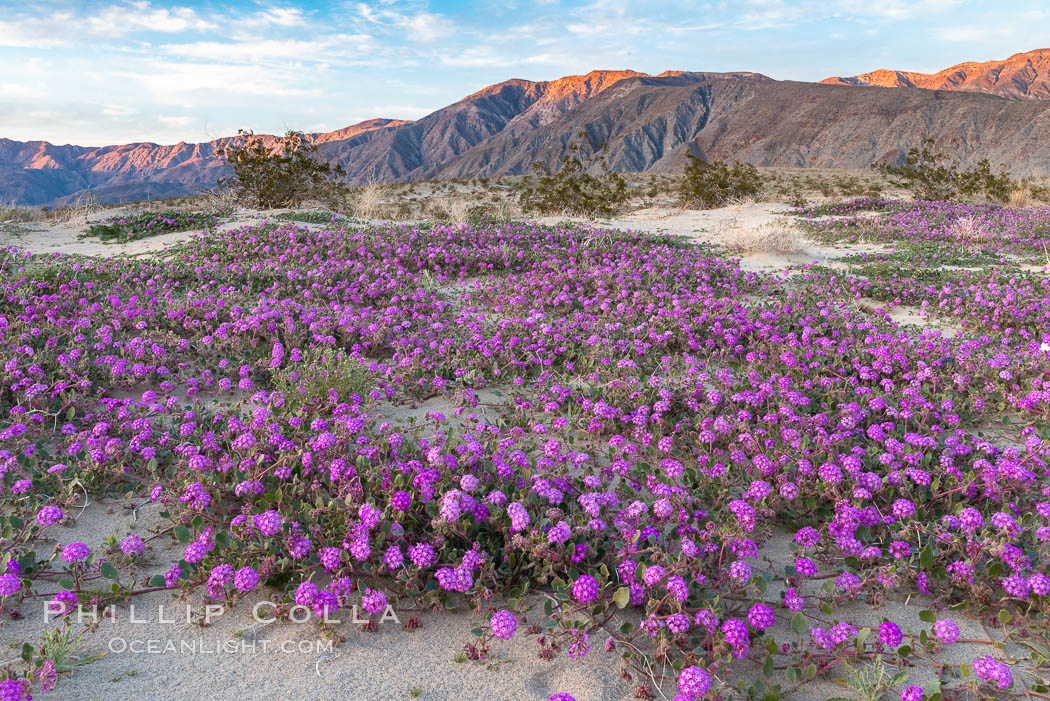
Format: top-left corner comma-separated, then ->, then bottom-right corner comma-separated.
84,210 -> 227,243
1,201 -> 1049,700
270,210 -> 351,225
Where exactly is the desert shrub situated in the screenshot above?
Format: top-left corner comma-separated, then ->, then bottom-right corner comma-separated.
1028,182 -> 1050,203
836,176 -> 867,197
85,210 -> 225,242
351,178 -> 385,219
218,129 -> 346,209
428,195 -> 474,225
873,139 -> 1016,202
773,184 -> 808,208
952,216 -> 992,250
678,154 -> 763,209
816,180 -> 836,198
795,196 -> 897,217
1008,188 -> 1034,208
518,133 -> 627,216
273,347 -> 371,411
0,204 -> 48,223
719,219 -> 808,254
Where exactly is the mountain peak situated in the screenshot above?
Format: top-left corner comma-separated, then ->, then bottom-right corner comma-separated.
822,47 -> 1050,100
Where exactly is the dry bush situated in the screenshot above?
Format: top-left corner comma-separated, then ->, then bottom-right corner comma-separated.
1008,188 -> 1033,208
428,194 -> 473,225
952,216 -> 991,243
199,186 -> 240,213
726,194 -> 758,211
719,218 -> 808,255
54,191 -> 104,224
353,178 -> 385,219
483,198 -> 522,220
0,203 -> 48,223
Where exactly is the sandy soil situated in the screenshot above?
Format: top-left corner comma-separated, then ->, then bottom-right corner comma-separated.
540,203 -> 890,273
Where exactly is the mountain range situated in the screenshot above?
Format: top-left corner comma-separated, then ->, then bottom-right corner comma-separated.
822,49 -> 1050,100
4,49 -> 1050,207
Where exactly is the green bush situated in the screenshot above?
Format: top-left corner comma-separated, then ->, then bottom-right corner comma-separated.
678,154 -> 763,209
836,176 -> 867,197
273,347 -> 371,411
218,129 -> 346,209
873,139 -> 1016,202
518,133 -> 627,216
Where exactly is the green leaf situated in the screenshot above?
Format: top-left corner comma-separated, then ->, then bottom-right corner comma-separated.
100,562 -> 118,579
9,515 -> 24,530
470,627 -> 483,637
763,655 -> 774,679
613,586 -> 630,609
918,609 -> 937,623
149,575 -> 166,587
998,609 -> 1012,624
173,525 -> 191,543
806,663 -> 817,680
58,577 -> 75,590
920,545 -> 934,569
21,642 -> 34,662
791,612 -> 808,635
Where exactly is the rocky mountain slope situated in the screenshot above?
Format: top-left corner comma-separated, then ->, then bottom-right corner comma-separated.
5,62 -> 1050,206
822,48 -> 1050,100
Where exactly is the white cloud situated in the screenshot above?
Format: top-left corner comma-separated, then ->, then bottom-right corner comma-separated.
86,2 -> 217,35
354,3 -> 455,43
162,34 -> 375,64
441,46 -> 561,68
830,0 -> 962,19
158,115 -> 195,129
246,7 -> 308,28
565,0 -> 648,37
0,82 -> 44,99
100,104 -> 138,118
116,60 -> 323,102
0,12 -> 76,48
934,26 -> 990,42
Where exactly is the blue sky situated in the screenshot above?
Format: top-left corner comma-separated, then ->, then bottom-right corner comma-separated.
2,0 -> 1048,146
